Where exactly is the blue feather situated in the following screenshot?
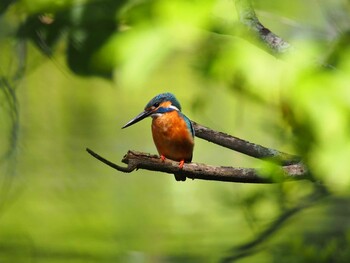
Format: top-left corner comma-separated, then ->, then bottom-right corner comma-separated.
145,92 -> 182,111
145,92 -> 194,138
156,107 -> 175,113
179,112 -> 195,138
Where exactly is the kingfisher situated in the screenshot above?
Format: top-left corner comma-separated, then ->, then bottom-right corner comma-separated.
122,93 -> 194,179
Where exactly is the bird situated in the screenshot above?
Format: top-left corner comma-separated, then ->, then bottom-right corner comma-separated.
122,92 -> 194,180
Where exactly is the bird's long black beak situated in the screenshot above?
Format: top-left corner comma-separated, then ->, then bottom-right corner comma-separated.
122,110 -> 152,129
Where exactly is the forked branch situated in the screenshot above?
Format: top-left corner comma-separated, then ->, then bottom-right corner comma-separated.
87,121 -> 309,183
86,149 -> 308,183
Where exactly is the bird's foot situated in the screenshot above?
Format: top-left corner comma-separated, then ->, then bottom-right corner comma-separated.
179,160 -> 185,169
160,155 -> 166,162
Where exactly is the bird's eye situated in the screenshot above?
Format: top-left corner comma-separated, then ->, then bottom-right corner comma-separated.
153,102 -> 160,108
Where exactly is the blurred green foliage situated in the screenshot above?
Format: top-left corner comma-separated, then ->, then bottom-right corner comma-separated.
1,0 -> 350,262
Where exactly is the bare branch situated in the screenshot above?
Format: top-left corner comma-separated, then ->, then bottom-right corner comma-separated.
86,148 -> 136,172
221,184 -> 328,262
86,149 -> 309,183
235,0 -> 292,54
192,122 -> 301,166
87,121 -> 307,183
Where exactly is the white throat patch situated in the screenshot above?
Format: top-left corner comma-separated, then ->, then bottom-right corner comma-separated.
169,105 -> 180,111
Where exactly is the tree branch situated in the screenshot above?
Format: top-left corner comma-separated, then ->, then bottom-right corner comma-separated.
86,149 -> 309,183
192,122 -> 301,166
221,183 -> 329,262
235,0 -> 292,54
87,121 -> 308,183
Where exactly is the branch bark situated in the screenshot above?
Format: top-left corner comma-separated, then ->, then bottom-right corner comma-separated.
235,0 -> 292,54
86,149 -> 309,183
192,122 -> 300,165
87,121 -> 308,183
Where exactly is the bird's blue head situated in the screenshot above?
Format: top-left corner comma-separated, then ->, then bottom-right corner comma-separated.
122,92 -> 182,128
145,92 -> 181,112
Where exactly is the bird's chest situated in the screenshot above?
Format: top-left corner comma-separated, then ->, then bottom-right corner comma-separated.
151,111 -> 193,162
151,112 -> 189,142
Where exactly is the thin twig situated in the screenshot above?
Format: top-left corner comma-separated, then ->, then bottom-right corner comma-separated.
221,184 -> 329,262
86,148 -> 136,172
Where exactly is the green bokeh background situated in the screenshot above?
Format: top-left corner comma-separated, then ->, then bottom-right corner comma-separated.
1,0 -> 350,262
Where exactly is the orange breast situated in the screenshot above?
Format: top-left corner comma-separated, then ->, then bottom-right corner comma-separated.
151,111 -> 194,162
